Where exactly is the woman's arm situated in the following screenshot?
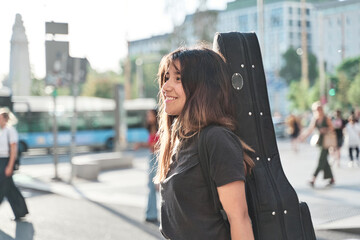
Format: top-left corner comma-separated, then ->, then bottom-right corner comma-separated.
133,142 -> 150,150
326,117 -> 334,132
298,117 -> 316,141
5,142 -> 17,177
218,181 -> 254,240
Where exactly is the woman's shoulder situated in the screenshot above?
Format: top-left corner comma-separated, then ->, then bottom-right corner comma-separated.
203,125 -> 239,144
204,124 -> 232,135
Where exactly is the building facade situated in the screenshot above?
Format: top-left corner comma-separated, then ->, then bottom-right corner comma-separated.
128,0 -> 360,114
312,0 -> 360,73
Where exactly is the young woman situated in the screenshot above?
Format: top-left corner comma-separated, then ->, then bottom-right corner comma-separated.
286,113 -> 301,153
331,110 -> 346,167
134,109 -> 159,223
298,101 -> 335,187
155,47 -> 255,240
0,108 -> 29,220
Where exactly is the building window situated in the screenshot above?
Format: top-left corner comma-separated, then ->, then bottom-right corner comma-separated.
298,20 -> 301,27
271,7 -> 283,28
239,15 -> 249,32
289,32 -> 293,39
289,7 -> 292,14
306,8 -> 310,15
306,21 -> 310,27
289,20 -> 293,26
298,8 -> 301,15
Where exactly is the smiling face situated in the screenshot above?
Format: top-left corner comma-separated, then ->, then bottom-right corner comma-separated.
161,60 -> 186,116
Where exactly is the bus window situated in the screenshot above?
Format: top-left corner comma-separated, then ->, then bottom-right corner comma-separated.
127,110 -> 146,128
27,112 -> 51,132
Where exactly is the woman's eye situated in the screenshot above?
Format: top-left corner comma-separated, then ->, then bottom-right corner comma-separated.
176,77 -> 181,81
164,76 -> 169,82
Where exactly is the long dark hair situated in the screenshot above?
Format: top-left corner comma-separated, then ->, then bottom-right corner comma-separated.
155,47 -> 254,182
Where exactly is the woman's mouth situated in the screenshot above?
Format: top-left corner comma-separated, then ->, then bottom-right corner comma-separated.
165,96 -> 176,102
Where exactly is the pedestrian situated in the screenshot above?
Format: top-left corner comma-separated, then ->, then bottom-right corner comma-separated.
0,107 -> 29,220
298,101 -> 335,187
331,110 -> 346,167
343,115 -> 360,167
134,109 -> 159,224
155,47 -> 255,240
286,113 -> 301,152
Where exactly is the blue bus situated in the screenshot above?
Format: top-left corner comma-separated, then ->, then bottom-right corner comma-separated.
12,96 -> 157,152
0,87 -> 13,110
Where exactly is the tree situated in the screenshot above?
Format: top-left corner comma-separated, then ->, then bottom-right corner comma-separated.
30,77 -> 46,96
348,73 -> 360,107
336,56 -> 360,81
82,69 -> 123,99
279,48 -> 301,84
333,72 -> 351,109
287,78 -> 320,111
122,54 -> 161,99
279,47 -> 318,86
328,56 -> 360,110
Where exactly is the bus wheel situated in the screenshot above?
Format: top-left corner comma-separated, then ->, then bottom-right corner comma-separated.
105,138 -> 114,150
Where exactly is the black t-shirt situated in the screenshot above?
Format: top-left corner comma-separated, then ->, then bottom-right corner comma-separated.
160,126 -> 246,240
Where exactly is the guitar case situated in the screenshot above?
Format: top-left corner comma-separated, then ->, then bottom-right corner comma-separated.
213,32 -> 316,240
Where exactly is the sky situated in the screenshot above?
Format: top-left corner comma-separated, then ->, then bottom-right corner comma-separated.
0,0 -> 229,80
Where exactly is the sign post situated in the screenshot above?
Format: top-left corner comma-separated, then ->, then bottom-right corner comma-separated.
45,21 -> 69,181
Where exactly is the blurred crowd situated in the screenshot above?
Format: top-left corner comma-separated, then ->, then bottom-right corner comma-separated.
285,107 -> 360,167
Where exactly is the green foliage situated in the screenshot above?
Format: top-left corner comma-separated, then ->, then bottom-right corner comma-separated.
56,87 -> 70,96
327,57 -> 360,110
143,62 -> 160,98
82,68 -> 123,99
334,72 -> 352,109
288,80 -> 320,111
348,73 -> 360,107
279,48 -> 301,84
288,81 -> 309,111
125,54 -> 161,99
336,56 -> 360,81
308,80 -> 320,105
308,53 -> 318,85
286,51 -> 360,112
279,47 -> 318,86
30,77 -> 46,96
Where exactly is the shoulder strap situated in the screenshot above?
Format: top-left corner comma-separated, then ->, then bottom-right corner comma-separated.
198,125 -> 228,221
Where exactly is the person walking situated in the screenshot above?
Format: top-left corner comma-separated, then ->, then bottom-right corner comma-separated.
0,108 -> 29,220
155,47 -> 255,240
286,113 -> 301,152
298,101 -> 335,187
343,115 -> 360,167
134,109 -> 159,224
331,110 -> 346,167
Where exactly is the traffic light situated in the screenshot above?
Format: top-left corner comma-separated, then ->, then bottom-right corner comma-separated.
329,88 -> 336,96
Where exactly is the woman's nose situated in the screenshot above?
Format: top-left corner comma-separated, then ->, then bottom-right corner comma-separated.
162,79 -> 172,92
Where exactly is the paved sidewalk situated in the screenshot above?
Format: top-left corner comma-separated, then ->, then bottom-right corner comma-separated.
13,141 -> 360,235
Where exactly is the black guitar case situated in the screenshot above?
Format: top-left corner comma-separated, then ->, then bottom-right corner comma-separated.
213,32 -> 316,240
